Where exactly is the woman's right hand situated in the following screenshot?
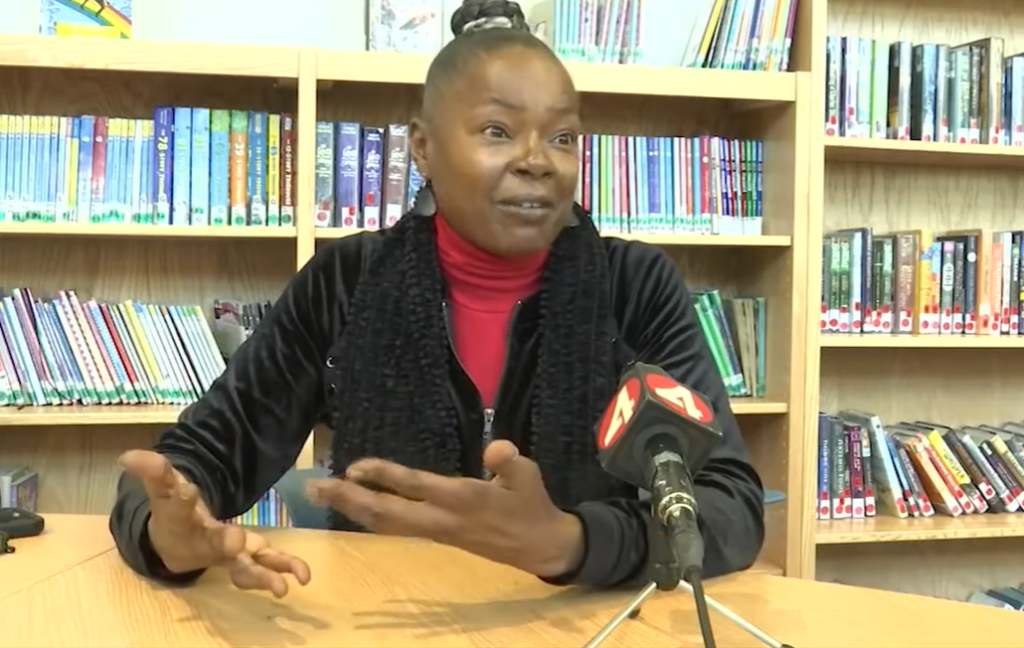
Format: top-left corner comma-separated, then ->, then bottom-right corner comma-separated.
118,450 -> 311,598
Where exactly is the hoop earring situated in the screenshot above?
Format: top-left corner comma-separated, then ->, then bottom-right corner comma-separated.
410,180 -> 437,216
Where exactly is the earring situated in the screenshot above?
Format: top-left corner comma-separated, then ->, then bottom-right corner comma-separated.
410,180 -> 437,216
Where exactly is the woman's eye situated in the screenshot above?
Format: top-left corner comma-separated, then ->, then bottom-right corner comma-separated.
553,133 -> 577,146
483,125 -> 509,138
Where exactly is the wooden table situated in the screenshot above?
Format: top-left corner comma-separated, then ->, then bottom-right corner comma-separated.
0,514 -> 113,600
2,515 -> 1022,646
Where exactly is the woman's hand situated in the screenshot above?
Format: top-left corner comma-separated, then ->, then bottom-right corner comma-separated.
305,440 -> 585,578
119,450 -> 312,597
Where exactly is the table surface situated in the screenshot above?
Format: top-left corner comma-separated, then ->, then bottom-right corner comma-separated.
3,515 -> 1023,647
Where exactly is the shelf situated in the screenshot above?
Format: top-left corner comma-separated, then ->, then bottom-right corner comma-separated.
825,136 -> 1024,169
317,50 -> 797,103
820,334 -> 1024,349
315,228 -> 791,247
729,398 -> 788,415
0,397 -> 784,427
0,405 -> 184,427
816,515 -> 1024,545
0,35 -> 299,78
0,223 -> 298,240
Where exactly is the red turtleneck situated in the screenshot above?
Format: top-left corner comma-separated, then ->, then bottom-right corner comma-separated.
435,215 -> 548,407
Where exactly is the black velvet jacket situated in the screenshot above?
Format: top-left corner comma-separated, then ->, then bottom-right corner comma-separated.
109,221 -> 766,589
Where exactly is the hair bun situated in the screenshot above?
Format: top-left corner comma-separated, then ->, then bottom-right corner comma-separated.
451,0 -> 530,37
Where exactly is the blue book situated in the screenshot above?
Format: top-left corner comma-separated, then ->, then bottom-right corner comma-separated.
190,108 -> 211,226
171,107 -> 192,225
152,108 -> 174,225
209,110 -> 230,227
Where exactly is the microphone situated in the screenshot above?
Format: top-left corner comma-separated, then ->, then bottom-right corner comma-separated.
584,362 -> 793,648
594,361 -> 723,580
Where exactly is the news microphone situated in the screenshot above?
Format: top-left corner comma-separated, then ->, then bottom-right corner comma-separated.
585,362 -> 793,648
594,361 -> 723,577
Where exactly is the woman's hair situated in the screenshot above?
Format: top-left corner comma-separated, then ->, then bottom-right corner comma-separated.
326,0 -> 624,521
422,0 -> 559,119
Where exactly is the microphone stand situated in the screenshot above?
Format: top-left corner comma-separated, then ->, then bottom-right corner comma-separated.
581,511 -> 793,648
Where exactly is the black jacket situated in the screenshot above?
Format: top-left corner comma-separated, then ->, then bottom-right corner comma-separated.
109,227 -> 765,588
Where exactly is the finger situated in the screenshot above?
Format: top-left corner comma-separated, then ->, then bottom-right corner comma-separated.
307,478 -> 458,540
345,459 -> 473,507
119,450 -> 180,501
253,547 -> 312,586
205,520 -> 247,561
227,553 -> 290,599
484,441 -> 543,492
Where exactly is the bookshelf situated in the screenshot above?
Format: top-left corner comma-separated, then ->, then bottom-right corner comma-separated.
0,0 -> 813,580
805,0 -> 1024,601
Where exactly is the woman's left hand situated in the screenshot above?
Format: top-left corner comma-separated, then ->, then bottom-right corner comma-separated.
305,440 -> 584,578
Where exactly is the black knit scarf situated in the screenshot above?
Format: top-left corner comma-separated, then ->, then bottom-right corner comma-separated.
325,199 -> 629,529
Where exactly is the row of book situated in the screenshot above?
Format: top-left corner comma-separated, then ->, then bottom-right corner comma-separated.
0,284 -> 769,407
0,109 -> 297,227
547,0 -> 798,72
315,120 -> 767,237
0,460 -> 288,528
579,134 -> 764,237
821,228 -> 1024,336
825,35 -> 1015,145
694,291 -> 765,399
0,289 -> 228,408
816,410 -> 1024,521
223,486 -> 292,528
0,465 -> 36,512
27,0 -> 798,73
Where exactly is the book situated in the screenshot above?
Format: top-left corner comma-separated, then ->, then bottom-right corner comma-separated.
820,227 -> 1024,337
0,109 -> 295,227
825,33 -> 1024,146
816,409 -> 1024,521
0,288 -> 269,408
317,121 -> 766,237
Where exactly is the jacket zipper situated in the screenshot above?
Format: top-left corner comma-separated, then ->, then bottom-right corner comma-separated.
443,299 -> 522,479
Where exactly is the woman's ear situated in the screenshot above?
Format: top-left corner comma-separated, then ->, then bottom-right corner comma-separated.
409,117 -> 430,181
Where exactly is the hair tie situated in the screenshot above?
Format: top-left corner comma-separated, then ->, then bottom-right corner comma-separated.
461,15 -> 513,34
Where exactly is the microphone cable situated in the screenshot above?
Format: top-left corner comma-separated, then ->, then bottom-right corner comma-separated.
684,564 -> 717,648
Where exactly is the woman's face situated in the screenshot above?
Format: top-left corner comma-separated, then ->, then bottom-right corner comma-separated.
411,45 -> 582,258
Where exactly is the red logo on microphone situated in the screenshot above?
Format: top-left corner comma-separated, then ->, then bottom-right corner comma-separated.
596,377 -> 640,450
644,374 -> 713,424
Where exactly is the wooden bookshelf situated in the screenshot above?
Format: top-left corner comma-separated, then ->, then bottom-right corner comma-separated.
0,397 -> 789,428
0,34 -> 300,79
825,137 -> 1024,168
0,222 -> 298,240
313,227 -> 793,247
819,334 -> 1024,349
0,4 -> 813,582
316,49 -> 799,103
803,0 -> 1024,601
816,514 -> 1024,545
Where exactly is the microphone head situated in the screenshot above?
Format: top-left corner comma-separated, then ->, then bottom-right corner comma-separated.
594,362 -> 723,490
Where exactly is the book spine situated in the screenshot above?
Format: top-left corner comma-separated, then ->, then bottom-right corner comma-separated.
266,114 -> 281,226
313,121 -> 335,228
361,126 -> 384,230
280,114 -> 295,227
171,107 -> 191,225
209,110 -> 230,227
382,123 -> 410,228
335,121 -> 362,228
190,108 -> 210,227
248,111 -> 267,226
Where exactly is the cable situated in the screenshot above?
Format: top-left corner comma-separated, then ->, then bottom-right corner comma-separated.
684,565 -> 717,648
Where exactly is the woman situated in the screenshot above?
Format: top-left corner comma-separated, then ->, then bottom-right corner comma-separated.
110,0 -> 765,598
